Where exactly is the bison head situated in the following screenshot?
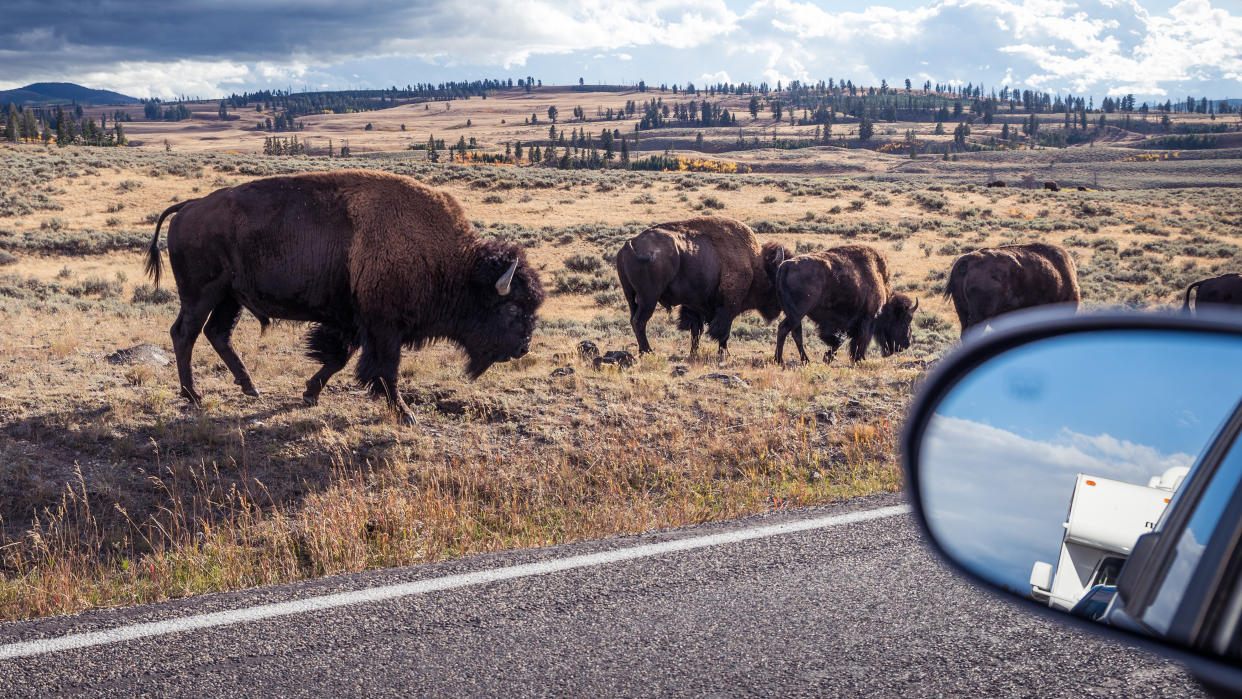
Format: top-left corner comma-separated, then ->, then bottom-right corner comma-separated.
460,241 -> 546,378
875,294 -> 918,357
757,242 -> 790,321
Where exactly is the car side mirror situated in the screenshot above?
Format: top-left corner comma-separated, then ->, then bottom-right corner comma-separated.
902,309 -> 1242,688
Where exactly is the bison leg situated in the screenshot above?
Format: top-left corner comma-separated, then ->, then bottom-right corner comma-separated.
775,317 -> 809,364
355,330 -> 416,425
303,323 -> 358,406
706,307 -> 735,358
203,297 -> 259,397
818,330 -> 843,364
678,308 -> 705,359
170,300 -> 215,405
848,320 -> 874,363
630,298 -> 657,354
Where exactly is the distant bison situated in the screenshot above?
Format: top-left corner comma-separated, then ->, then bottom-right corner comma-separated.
1184,274 -> 1242,313
943,242 -> 1079,336
1076,186 -> 1088,192
1044,181 -> 1061,192
775,245 -> 918,364
986,180 -> 1007,188
145,170 -> 544,424
616,216 -> 789,356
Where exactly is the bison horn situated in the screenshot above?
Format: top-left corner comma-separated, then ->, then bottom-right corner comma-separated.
496,259 -> 519,296
774,246 -> 785,266
912,297 -> 920,311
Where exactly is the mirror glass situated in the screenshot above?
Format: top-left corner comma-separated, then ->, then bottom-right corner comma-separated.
918,329 -> 1242,662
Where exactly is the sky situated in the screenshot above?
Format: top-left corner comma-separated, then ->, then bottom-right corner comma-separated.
1,1 -> 1239,103
917,330 -> 1242,595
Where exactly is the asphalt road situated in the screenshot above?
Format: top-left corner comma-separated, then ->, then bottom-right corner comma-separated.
0,493 -> 1204,696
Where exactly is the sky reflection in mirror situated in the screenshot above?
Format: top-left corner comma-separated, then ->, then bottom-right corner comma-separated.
921,330 -> 1242,594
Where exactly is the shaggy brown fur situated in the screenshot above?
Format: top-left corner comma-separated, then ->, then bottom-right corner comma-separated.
943,242 -> 1078,336
615,216 -> 789,355
145,170 -> 545,424
1184,273 -> 1242,313
775,244 -> 917,364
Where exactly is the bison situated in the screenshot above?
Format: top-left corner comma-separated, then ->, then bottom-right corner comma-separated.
1043,181 -> 1061,192
616,216 -> 789,357
774,245 -> 918,364
943,242 -> 1079,337
1184,274 -> 1242,313
145,170 -> 545,424
986,180 -> 1007,188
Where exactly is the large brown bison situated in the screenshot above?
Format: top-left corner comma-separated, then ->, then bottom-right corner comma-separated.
616,216 -> 789,356
775,245 -> 918,364
145,170 -> 545,424
943,242 -> 1079,336
1184,274 -> 1242,313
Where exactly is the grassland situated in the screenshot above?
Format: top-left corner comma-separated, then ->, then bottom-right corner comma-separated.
1,91 -> 1240,620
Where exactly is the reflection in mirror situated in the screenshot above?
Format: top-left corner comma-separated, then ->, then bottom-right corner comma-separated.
918,330 -> 1242,662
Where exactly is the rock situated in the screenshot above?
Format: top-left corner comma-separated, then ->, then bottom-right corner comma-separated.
701,372 -> 748,388
550,366 -> 575,377
577,340 -> 600,359
670,364 -> 689,377
107,344 -> 171,367
815,410 -> 836,425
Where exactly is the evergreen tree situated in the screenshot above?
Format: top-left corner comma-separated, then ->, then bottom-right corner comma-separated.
547,105 -> 558,122
858,116 -> 873,141
218,100 -> 228,120
620,137 -> 629,166
21,110 -> 37,142
114,121 -> 126,146
4,107 -> 17,143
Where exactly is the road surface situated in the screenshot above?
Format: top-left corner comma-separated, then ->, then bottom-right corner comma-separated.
0,493 -> 1203,696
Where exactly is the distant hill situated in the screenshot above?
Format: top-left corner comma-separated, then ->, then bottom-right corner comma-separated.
0,82 -> 139,107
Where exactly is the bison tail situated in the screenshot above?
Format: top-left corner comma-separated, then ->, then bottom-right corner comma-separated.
1184,280 -> 1203,313
623,239 -> 656,264
145,201 -> 190,287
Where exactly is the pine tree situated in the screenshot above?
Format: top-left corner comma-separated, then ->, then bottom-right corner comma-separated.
620,137 -> 629,166
21,110 -> 37,142
4,107 -> 17,143
858,116 -> 873,141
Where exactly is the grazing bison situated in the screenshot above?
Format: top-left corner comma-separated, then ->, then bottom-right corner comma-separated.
986,180 -> 1007,188
145,170 -> 544,424
943,242 -> 1079,336
775,245 -> 918,364
1184,274 -> 1242,313
1043,181 -> 1061,192
616,216 -> 788,357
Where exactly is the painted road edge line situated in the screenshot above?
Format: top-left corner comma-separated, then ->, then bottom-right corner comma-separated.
0,503 -> 910,661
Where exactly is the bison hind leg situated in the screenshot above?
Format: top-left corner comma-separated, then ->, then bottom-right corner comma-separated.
203,297 -> 259,397
678,308 -> 705,358
303,323 -> 358,406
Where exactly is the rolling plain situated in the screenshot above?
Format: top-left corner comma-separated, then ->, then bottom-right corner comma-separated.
1,87 -> 1240,619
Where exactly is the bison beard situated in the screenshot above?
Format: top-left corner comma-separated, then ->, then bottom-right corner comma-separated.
775,245 -> 917,365
145,170 -> 544,424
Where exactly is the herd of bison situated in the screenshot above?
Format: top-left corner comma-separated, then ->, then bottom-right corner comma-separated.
144,170 -> 1242,423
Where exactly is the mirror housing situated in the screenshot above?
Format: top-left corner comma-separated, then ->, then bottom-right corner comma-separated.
902,307 -> 1242,687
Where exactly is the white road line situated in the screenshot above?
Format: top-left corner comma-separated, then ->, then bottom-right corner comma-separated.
0,503 -> 909,661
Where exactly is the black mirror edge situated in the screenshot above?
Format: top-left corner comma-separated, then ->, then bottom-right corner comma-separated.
900,307 -> 1242,692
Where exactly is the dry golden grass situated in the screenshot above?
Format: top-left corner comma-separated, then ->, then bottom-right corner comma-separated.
1,95 -> 1239,620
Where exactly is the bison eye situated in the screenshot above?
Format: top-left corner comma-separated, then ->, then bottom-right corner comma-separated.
504,303 -> 519,317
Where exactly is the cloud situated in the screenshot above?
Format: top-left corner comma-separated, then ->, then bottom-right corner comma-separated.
918,415 -> 1193,594
0,0 -> 1239,100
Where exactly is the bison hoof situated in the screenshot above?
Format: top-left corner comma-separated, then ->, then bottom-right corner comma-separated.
302,392 -> 319,407
398,411 -> 418,427
180,386 -> 202,405
242,387 -> 260,397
